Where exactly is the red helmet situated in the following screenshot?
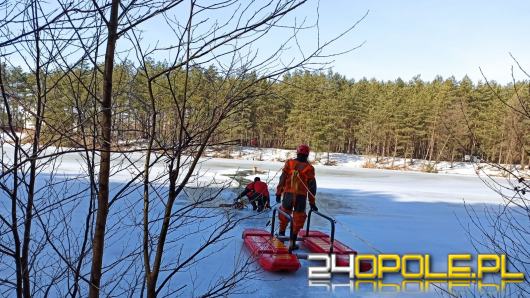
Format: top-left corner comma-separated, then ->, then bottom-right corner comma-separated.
296,144 -> 310,156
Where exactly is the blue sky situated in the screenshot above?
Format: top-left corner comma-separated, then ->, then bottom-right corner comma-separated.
136,0 -> 530,83
289,0 -> 530,83
8,1 -> 527,83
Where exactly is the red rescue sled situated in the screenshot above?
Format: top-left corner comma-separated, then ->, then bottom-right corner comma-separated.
242,208 -> 372,273
242,229 -> 300,272
298,230 -> 372,272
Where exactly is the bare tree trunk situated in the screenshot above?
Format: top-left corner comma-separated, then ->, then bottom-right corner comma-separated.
427,118 -> 437,162
0,59 -> 23,298
392,134 -> 398,167
521,146 -> 526,170
450,147 -> 456,167
143,87 -> 157,297
89,1 -> 120,296
21,3 -> 44,296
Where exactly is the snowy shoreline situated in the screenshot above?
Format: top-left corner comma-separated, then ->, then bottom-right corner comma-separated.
204,146 -> 530,178
2,136 -> 526,179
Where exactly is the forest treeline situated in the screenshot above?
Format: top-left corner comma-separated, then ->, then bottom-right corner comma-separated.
2,63 -> 529,167
226,72 -> 529,167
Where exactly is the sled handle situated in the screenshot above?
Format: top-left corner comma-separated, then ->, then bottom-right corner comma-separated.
271,207 -> 295,252
306,209 -> 336,254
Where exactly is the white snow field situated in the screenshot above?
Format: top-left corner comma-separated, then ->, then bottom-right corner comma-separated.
195,158 -> 525,297
1,148 -> 527,297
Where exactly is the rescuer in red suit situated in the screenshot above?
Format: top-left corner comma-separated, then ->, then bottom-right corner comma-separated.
275,144 -> 318,249
235,177 -> 270,211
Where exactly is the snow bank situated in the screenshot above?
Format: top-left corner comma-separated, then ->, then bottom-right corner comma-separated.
204,146 -> 530,178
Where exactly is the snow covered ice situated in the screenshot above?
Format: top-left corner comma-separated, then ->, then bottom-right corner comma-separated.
198,158 -> 523,297
2,148 -> 526,297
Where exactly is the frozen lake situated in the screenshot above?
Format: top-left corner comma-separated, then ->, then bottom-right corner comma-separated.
1,151 -> 524,297
193,158 -> 521,297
